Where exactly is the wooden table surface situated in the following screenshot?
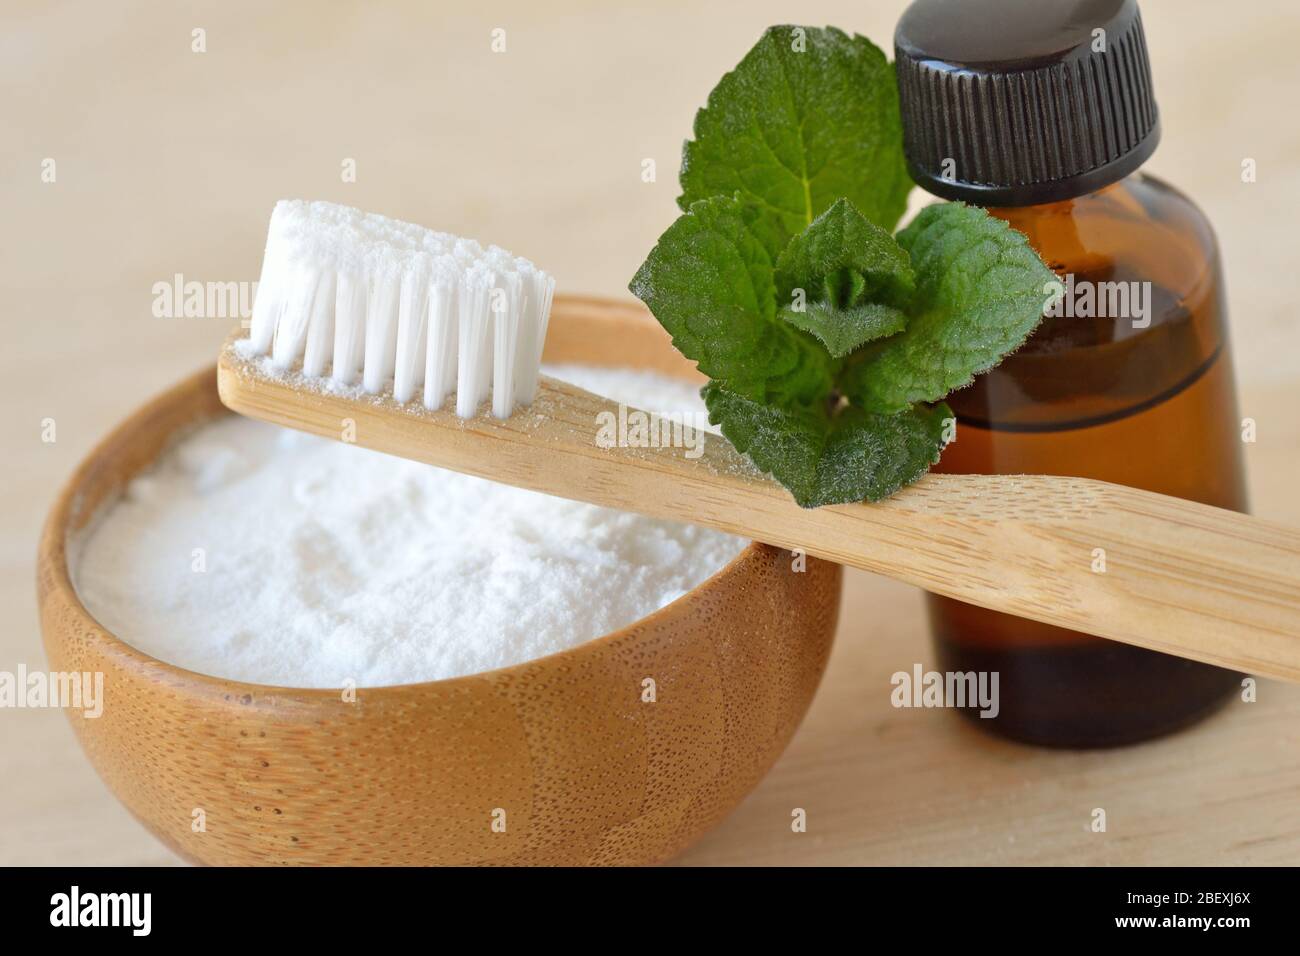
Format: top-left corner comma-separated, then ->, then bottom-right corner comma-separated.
2,0 -> 1298,866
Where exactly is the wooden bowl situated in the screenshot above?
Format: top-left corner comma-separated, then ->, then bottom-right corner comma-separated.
37,295 -> 841,866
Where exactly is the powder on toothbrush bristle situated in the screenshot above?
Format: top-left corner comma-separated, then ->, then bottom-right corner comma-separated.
72,365 -> 743,690
248,200 -> 555,418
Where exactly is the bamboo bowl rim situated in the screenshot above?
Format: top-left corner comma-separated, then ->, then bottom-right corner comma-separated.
40,296 -> 771,704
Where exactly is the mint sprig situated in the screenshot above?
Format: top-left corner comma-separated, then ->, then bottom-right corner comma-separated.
631,25 -> 1058,508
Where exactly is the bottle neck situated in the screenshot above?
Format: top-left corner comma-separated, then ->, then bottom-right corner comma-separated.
983,180 -> 1134,276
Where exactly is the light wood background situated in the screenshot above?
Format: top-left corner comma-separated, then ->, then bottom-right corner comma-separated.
2,0 -> 1298,865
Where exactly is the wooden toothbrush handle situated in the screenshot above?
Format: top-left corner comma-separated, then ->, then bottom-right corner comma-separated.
219,348 -> 1300,683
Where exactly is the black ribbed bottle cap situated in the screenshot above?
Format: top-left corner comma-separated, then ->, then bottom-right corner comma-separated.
894,0 -> 1160,206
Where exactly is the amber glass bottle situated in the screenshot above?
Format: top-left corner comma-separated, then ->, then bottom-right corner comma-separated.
894,0 -> 1248,747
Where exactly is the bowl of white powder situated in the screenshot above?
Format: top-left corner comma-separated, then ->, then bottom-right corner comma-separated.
38,296 -> 842,866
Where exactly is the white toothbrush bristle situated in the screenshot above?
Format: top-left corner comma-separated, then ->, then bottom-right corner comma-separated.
331,269 -> 367,386
362,261 -> 401,395
392,264 -> 429,405
455,267 -> 493,419
300,270 -> 336,378
247,200 -> 555,418
491,271 -> 522,419
423,270 -> 457,412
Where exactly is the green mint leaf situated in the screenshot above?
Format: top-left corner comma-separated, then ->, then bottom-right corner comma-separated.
678,25 -> 912,250
629,195 -> 833,407
843,202 -> 1059,413
704,383 -> 951,508
775,198 -> 915,309
779,301 -> 907,358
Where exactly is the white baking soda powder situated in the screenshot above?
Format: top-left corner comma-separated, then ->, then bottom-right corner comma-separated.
73,366 -> 743,688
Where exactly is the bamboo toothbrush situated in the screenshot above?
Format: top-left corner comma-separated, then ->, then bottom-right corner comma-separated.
221,202 -> 1300,683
